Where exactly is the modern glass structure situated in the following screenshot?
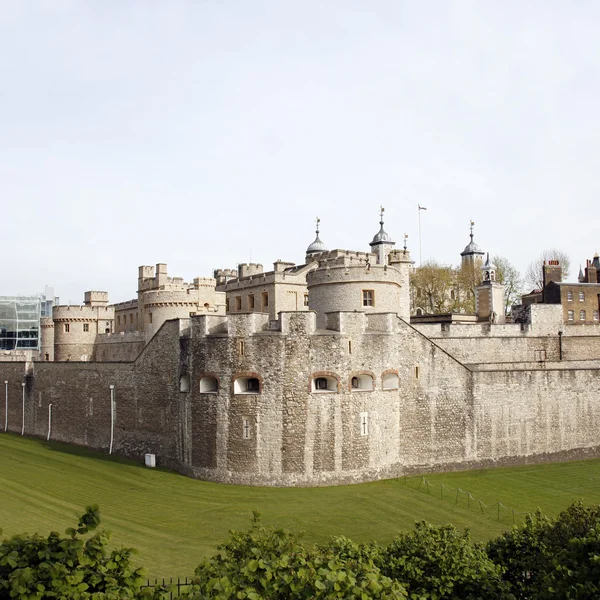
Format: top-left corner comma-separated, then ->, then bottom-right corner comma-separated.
0,296 -> 42,351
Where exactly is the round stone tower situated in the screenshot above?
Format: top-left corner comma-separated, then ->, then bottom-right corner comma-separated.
39,317 -> 54,361
53,292 -> 114,361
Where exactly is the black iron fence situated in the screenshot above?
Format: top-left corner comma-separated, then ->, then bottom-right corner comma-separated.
141,577 -> 192,598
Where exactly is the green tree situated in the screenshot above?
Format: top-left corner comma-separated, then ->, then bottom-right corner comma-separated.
378,521 -> 512,600
411,261 -> 456,314
184,513 -> 406,599
0,505 -> 159,599
487,501 -> 600,599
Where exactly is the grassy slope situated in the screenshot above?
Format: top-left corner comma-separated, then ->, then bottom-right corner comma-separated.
2,433 -> 600,577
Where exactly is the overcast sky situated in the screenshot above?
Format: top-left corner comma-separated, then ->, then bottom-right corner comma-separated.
2,1 -> 599,303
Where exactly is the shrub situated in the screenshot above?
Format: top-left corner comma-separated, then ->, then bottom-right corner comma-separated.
0,505 -> 159,599
378,521 -> 512,599
183,512 -> 406,599
487,501 -> 600,599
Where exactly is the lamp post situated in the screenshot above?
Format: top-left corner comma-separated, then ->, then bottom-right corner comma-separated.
4,381 -> 7,432
109,385 -> 115,454
21,382 -> 25,436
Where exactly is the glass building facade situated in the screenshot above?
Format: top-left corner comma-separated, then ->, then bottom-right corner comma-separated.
0,296 -> 42,351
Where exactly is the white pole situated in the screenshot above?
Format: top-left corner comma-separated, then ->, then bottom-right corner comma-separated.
47,404 -> 52,441
21,382 -> 25,436
418,205 -> 422,266
109,385 -> 115,454
4,381 -> 7,432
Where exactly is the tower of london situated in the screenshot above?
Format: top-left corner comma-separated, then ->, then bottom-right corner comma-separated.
2,213 -> 600,487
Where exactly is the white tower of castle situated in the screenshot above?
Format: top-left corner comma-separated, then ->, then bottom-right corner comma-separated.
369,207 -> 395,265
475,253 -> 506,324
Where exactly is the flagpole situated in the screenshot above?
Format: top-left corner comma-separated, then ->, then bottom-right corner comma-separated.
418,204 -> 427,266
418,205 -> 422,266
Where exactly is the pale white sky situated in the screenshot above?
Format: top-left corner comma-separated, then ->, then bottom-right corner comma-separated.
2,1 -> 599,303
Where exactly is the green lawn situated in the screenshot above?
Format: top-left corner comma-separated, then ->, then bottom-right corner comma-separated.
2,433 -> 600,578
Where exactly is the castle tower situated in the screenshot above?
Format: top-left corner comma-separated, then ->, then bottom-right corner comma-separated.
305,217 -> 328,262
369,207 -> 395,265
460,221 -> 485,269
53,292 -> 115,361
388,233 -> 413,321
475,254 -> 505,324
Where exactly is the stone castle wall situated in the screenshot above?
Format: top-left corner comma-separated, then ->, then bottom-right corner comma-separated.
3,311 -> 600,486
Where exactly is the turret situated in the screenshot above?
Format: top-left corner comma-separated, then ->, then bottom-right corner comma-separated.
460,221 -> 485,269
305,217 -> 328,262
475,254 -> 505,324
369,207 -> 395,265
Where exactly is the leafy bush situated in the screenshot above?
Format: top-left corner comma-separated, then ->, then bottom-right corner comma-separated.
378,521 -> 513,599
183,512 -> 406,599
487,501 -> 600,599
0,505 -> 159,599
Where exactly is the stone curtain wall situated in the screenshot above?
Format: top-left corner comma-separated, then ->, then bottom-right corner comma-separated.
3,313 -> 600,487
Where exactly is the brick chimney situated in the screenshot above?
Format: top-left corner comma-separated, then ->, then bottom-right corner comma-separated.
585,259 -> 597,283
542,260 -> 562,288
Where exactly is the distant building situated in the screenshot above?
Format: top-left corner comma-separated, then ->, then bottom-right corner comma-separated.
0,287 -> 58,360
521,257 -> 600,325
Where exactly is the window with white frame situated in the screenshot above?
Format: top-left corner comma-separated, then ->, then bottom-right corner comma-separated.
579,291 -> 585,302
568,310 -> 574,322
567,290 -> 573,301
580,310 -> 586,321
179,374 -> 190,392
199,376 -> 218,393
359,412 -> 369,436
362,290 -> 374,307
350,374 -> 374,391
382,373 -> 399,390
233,377 -> 260,394
594,310 -> 599,321
312,376 -> 337,392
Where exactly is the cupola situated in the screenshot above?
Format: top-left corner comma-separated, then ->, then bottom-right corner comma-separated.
369,207 -> 395,265
306,217 -> 327,257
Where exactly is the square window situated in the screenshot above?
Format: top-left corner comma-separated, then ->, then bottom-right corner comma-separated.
362,290 -> 374,307
83,323 -> 89,332
568,310 -> 574,322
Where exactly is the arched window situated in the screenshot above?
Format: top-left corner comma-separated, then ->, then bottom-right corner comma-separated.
180,374 -> 190,393
234,376 -> 261,394
350,373 -> 374,391
382,372 -> 399,390
311,375 -> 338,392
199,376 -> 218,393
